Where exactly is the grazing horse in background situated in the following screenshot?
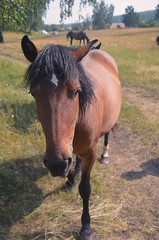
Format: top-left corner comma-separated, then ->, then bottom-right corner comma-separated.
67,31 -> 90,46
21,35 -> 121,240
156,36 -> 159,45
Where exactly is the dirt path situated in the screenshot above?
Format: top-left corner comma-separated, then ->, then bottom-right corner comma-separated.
0,53 -> 29,66
106,127 -> 159,240
105,80 -> 159,239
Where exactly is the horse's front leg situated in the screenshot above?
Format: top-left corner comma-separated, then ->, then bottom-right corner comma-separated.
79,175 -> 93,240
79,145 -> 96,240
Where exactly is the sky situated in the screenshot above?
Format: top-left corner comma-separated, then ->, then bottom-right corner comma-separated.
43,0 -> 159,25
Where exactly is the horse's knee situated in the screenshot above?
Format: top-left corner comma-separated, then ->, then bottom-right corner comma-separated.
79,178 -> 91,200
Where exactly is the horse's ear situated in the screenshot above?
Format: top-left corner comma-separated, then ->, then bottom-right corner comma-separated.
21,35 -> 39,62
94,42 -> 101,50
69,39 -> 98,62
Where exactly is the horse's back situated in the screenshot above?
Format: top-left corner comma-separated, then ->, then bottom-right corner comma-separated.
81,49 -> 121,135
82,49 -> 120,90
82,49 -> 118,76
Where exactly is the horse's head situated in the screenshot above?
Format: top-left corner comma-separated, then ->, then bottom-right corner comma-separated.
21,36 -> 97,177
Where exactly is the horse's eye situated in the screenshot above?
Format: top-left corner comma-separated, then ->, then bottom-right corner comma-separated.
73,88 -> 81,98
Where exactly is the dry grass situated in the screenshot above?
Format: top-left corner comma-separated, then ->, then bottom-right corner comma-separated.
0,28 -> 159,240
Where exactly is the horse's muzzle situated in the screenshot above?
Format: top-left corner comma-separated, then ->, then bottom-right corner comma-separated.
43,156 -> 73,177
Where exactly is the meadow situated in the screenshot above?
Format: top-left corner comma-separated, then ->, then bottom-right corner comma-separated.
0,28 -> 159,240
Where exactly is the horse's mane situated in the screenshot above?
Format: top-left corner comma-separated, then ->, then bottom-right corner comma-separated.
25,44 -> 95,116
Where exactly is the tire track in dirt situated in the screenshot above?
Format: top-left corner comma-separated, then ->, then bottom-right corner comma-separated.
0,53 -> 29,66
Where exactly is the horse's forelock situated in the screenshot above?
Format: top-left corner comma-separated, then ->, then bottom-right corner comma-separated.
25,44 -> 77,85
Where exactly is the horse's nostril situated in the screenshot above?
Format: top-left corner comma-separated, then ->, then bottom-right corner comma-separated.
68,157 -> 72,165
64,157 -> 73,173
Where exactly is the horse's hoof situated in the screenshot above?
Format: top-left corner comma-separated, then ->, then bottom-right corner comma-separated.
80,230 -> 94,240
80,233 -> 94,240
98,156 -> 109,164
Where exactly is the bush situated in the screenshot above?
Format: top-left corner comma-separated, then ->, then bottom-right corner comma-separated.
137,20 -> 159,28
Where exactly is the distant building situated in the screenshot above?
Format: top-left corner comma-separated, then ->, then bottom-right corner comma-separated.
39,30 -> 48,34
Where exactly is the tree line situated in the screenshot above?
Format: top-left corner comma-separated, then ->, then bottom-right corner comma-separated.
42,3 -> 159,32
82,3 -> 159,30
1,0 -> 159,42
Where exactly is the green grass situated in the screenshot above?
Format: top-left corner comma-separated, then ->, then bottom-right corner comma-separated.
0,59 -> 45,164
119,97 -> 159,150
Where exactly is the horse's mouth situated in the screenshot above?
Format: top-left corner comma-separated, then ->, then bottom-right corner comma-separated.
46,157 -> 73,178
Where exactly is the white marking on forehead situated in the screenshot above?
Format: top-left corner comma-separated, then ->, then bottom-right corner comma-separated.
51,73 -> 59,87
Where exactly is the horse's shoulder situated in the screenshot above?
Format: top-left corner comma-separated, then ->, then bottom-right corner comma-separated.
85,50 -> 118,75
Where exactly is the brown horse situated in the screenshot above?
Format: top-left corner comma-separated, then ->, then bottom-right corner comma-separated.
21,35 -> 121,240
67,31 -> 90,46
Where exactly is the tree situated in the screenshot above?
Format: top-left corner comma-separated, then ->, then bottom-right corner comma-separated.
92,1 -> 106,29
105,3 -> 115,28
0,0 -> 51,42
122,6 -> 140,28
83,15 -> 92,30
72,22 -> 83,31
154,4 -> 159,20
23,0 -> 51,34
0,0 -> 26,42
59,0 -> 97,21
92,0 -> 114,30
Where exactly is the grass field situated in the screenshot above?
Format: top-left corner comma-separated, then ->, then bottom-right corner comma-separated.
0,29 -> 159,240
